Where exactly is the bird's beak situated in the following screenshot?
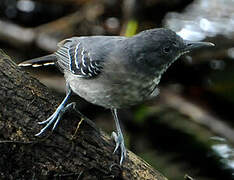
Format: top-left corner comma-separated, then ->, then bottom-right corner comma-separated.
183,40 -> 215,52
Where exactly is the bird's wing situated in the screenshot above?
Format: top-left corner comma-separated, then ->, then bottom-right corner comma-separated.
55,38 -> 103,78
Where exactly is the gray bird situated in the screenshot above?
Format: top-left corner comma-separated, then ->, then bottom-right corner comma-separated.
18,28 -> 214,165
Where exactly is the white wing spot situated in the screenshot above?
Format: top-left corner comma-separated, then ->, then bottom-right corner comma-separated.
93,70 -> 99,75
32,64 -> 43,67
43,62 -> 55,66
74,43 -> 80,69
81,48 -> 87,67
80,67 -> 86,75
90,62 -> 95,69
68,47 -> 72,71
18,63 -> 32,67
87,65 -> 93,73
94,61 -> 101,68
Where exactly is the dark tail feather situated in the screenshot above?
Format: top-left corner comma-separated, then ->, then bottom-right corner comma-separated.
18,54 -> 57,67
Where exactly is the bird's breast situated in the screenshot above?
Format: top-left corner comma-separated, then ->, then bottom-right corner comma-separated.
64,71 -> 158,109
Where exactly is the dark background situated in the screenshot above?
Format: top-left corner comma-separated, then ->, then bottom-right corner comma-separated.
1,0 -> 234,179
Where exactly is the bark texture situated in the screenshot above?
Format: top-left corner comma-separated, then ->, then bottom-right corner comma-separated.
0,50 -> 167,180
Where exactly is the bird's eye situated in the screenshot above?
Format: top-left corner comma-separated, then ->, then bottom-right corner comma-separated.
163,46 -> 170,54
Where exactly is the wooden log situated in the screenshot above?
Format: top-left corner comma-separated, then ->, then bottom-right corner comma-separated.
0,50 -> 167,180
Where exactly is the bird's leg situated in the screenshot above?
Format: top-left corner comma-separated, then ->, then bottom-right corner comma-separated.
35,84 -> 74,136
111,108 -> 127,165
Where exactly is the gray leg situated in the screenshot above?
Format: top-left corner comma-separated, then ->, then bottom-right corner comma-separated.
35,84 -> 74,136
111,108 -> 127,165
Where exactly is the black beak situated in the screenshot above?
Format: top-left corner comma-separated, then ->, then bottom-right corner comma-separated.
183,40 -> 215,52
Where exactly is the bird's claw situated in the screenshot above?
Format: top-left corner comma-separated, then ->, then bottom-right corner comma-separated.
111,131 -> 127,165
35,102 -> 76,136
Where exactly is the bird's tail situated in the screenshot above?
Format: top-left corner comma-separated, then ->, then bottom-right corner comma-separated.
18,54 -> 57,68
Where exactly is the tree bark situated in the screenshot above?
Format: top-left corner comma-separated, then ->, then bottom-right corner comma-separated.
0,50 -> 168,180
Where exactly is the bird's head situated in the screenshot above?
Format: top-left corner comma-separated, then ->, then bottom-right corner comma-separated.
131,28 -> 214,77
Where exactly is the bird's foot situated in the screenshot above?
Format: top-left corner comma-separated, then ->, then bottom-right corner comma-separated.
35,102 -> 76,136
111,131 -> 127,165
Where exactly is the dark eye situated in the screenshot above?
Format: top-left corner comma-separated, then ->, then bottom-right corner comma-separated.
163,46 -> 170,54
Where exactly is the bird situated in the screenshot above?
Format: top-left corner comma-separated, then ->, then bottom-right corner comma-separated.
18,28 -> 214,165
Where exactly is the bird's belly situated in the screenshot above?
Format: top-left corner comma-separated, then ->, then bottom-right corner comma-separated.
65,73 -> 157,109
